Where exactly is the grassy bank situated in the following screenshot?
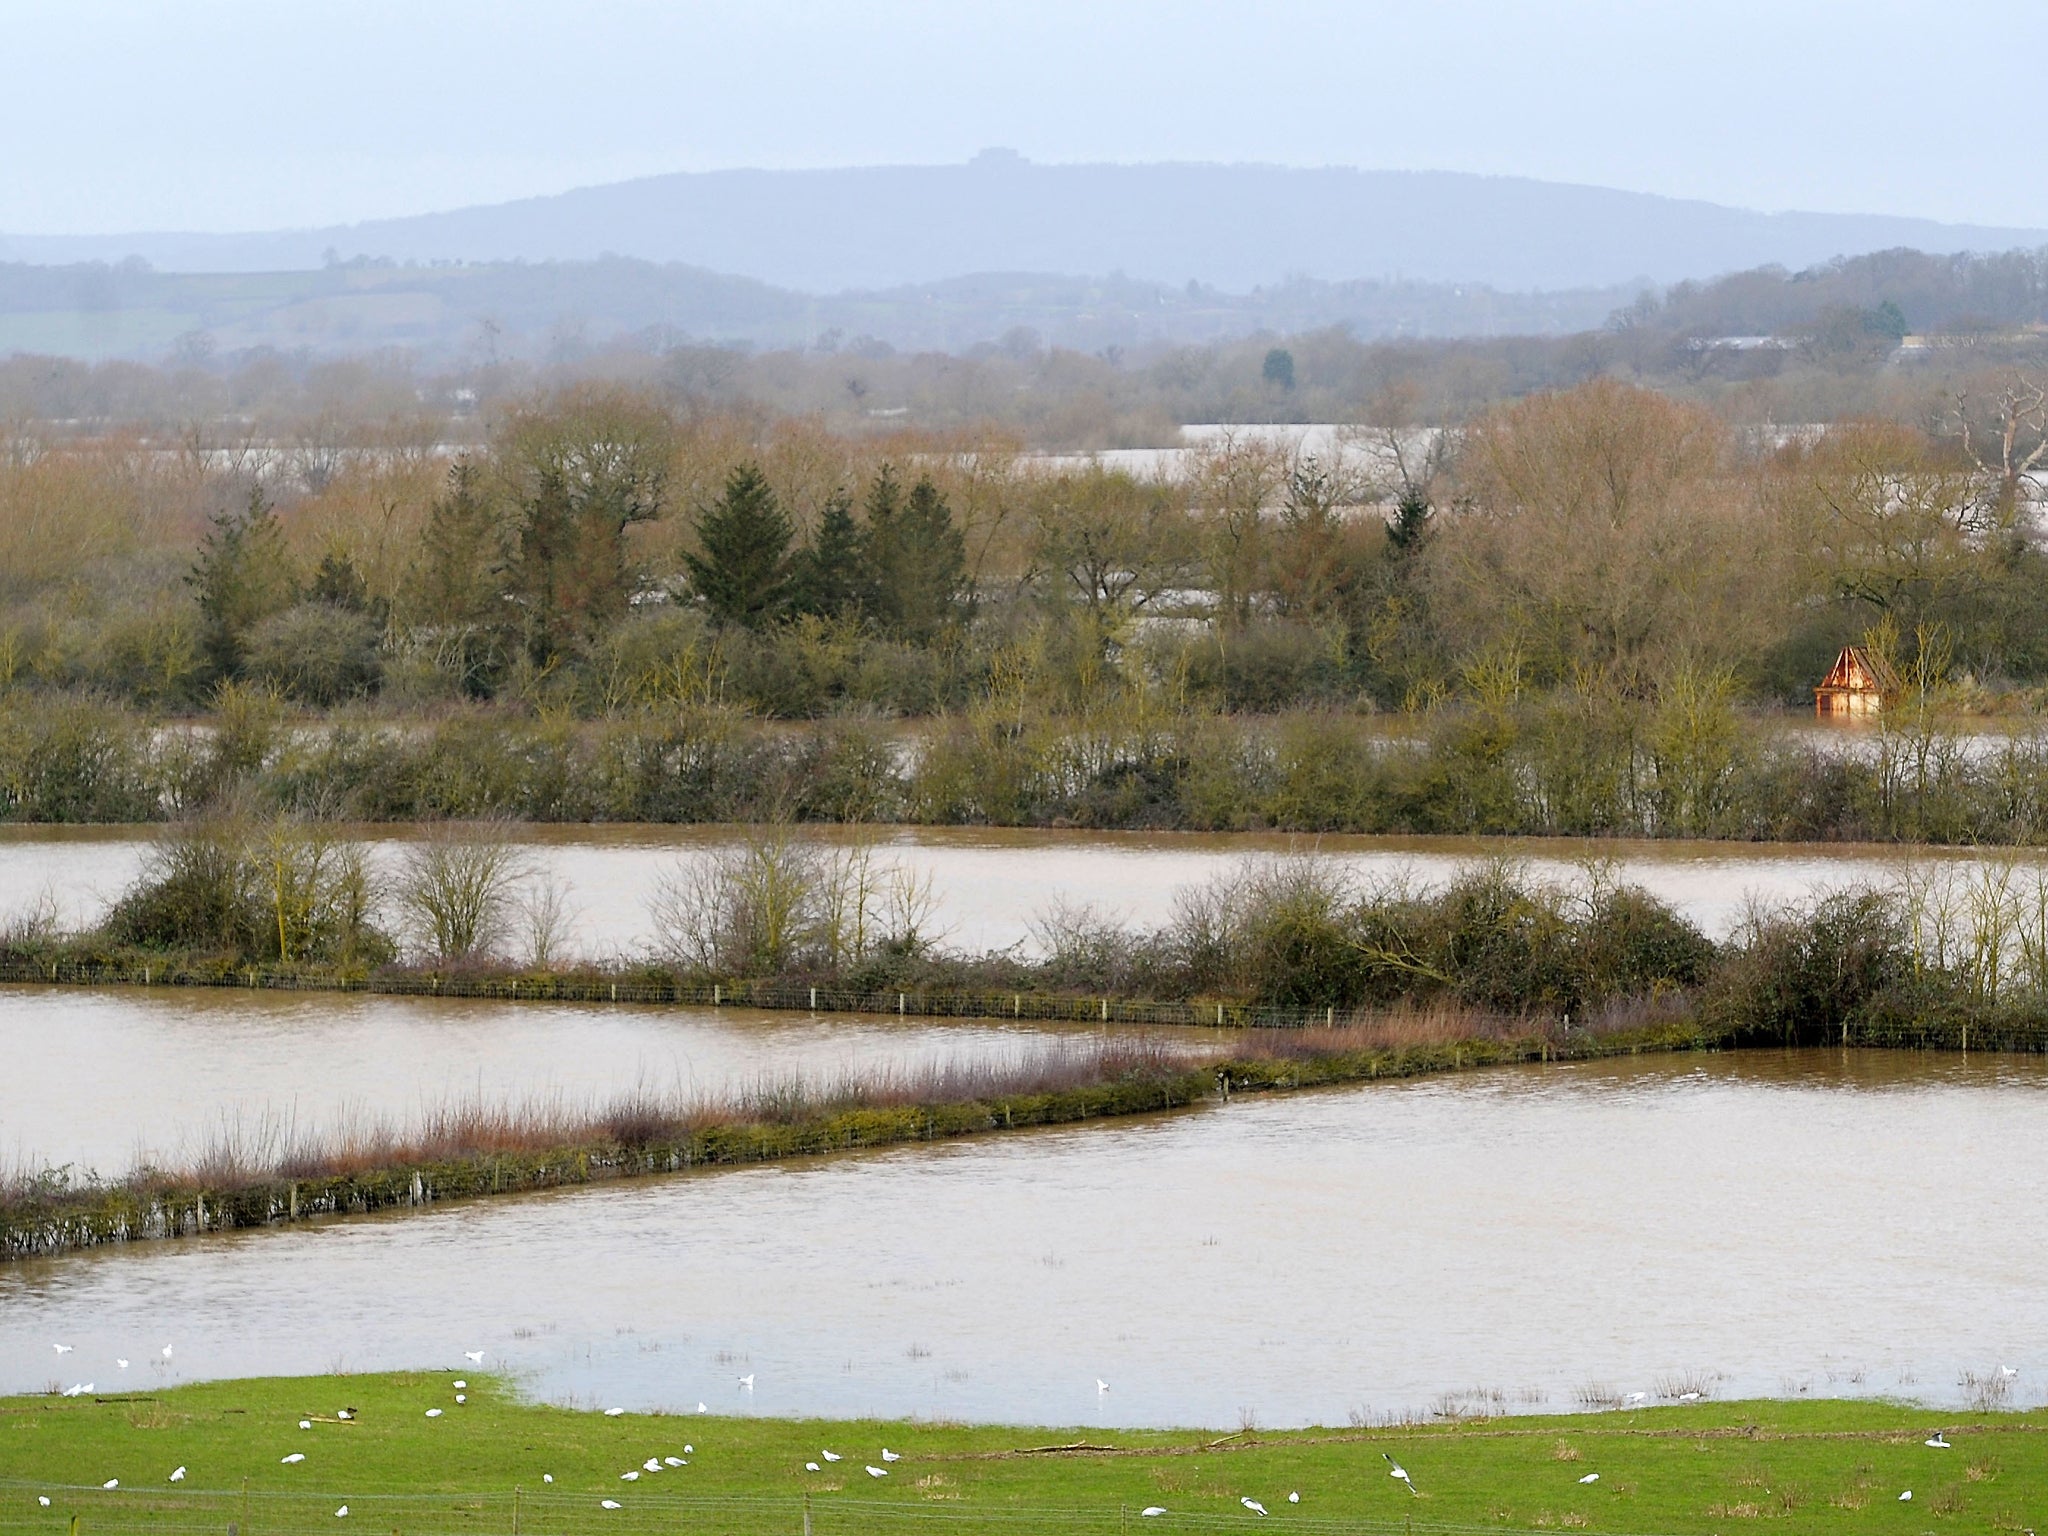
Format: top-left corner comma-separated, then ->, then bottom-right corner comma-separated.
0,1014 -> 1709,1262
1,1373 -> 2040,1534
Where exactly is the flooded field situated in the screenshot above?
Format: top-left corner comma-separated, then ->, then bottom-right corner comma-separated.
0,988 -> 1220,1173
3,1050 -> 2044,1427
0,822 -> 2021,957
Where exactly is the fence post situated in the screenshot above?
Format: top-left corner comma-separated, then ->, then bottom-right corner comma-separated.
811,987 -> 817,1010
1101,998 -> 1108,1022
899,992 -> 906,1015
803,1493 -> 813,1536
512,1485 -> 521,1534
714,984 -> 721,1006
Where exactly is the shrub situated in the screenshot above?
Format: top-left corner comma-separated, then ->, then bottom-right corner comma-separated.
244,602 -> 382,705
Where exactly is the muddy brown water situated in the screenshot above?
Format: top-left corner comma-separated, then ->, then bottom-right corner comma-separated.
3,1049 -> 2044,1427
0,822 -> 2023,957
0,988 -> 1221,1173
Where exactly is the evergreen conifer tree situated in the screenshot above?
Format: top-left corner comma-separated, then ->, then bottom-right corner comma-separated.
789,488 -> 868,619
684,464 -> 795,629
865,468 -> 967,642
187,488 -> 295,680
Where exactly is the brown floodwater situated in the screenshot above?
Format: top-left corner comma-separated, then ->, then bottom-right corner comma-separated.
0,988 -> 1220,1173
0,822 -> 2025,956
3,1049 -> 2044,1427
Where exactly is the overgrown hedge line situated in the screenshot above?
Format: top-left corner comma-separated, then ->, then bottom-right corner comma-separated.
0,1023 -> 1714,1262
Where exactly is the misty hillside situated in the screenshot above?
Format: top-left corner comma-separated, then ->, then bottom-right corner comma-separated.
0,258 -> 1637,363
6,155 -> 2045,294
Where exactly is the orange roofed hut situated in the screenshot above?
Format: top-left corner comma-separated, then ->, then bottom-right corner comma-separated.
1815,645 -> 1891,718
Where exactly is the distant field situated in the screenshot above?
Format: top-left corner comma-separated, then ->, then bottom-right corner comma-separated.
0,1373 -> 2038,1533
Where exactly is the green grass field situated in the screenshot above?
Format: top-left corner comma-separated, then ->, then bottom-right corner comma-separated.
0,1374 -> 2039,1534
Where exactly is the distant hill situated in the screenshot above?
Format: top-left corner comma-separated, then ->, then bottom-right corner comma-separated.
5,154 -> 2045,293
0,257 -> 1638,363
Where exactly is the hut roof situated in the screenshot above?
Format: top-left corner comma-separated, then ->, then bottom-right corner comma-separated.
1818,644 -> 1895,695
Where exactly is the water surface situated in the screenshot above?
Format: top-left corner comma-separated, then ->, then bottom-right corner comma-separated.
3,1050 -> 2041,1427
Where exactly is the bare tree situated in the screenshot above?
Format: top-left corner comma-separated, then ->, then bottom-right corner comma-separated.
395,822 -> 528,962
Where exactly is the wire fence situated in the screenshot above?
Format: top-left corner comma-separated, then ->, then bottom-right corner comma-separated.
0,958 -> 1347,1031
0,1481 -> 1670,1536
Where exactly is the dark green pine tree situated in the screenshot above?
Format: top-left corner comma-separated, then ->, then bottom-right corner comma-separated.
789,488 -> 868,620
865,468 -> 967,643
684,464 -> 795,629
1386,484 -> 1433,554
187,487 -> 295,680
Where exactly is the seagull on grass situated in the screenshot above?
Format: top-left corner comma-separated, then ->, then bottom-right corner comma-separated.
1241,1497 -> 1267,1515
334,1506 -> 348,1518
821,1450 -> 842,1462
866,1465 -> 888,1478
881,1449 -> 900,1462
1141,1508 -> 1166,1518
1578,1473 -> 1599,1484
169,1468 -> 185,1482
1383,1453 -> 1418,1495
601,1499 -> 621,1510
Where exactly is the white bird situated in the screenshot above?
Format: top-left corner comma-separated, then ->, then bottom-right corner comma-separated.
1679,1391 -> 1701,1402
664,1456 -> 685,1467
102,1480 -> 119,1490
738,1373 -> 754,1389
425,1408 -> 443,1418
1241,1497 -> 1267,1516
161,1345 -> 173,1360
643,1459 -> 661,1473
866,1465 -> 888,1478
604,1407 -> 625,1417
464,1351 -> 484,1364
1625,1392 -> 1647,1405
1925,1434 -> 1950,1448
116,1359 -> 129,1370
53,1343 -> 71,1355
543,1475 -> 554,1484
1384,1453 -> 1417,1494
2001,1365 -> 2019,1378
1578,1473 -> 1599,1484
300,1420 -> 313,1430
337,1410 -> 351,1420
1288,1492 -> 1299,1503
601,1499 -> 622,1510
683,1445 -> 693,1454
806,1462 -> 821,1472
620,1471 -> 639,1481
822,1450 -> 842,1462
453,1380 -> 466,1389
1096,1378 -> 1110,1393
170,1468 -> 185,1482
1141,1508 -> 1167,1518
1900,1490 -> 1913,1502
697,1402 -> 708,1413
37,1497 -> 50,1507
881,1449 -> 900,1462
335,1506 -> 348,1518
455,1395 -> 466,1404
282,1453 -> 305,1465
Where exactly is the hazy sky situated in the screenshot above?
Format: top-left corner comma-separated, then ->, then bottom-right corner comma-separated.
10,0 -> 2044,234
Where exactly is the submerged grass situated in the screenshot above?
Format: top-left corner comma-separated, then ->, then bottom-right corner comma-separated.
1,1372 -> 2043,1535
0,1007 -> 1709,1262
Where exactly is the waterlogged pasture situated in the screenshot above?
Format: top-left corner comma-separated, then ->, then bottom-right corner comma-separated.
4,1050 -> 2045,1428
0,822 -> 2034,954
0,989 -> 1221,1173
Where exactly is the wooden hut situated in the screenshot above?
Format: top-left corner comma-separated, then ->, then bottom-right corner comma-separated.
1814,645 -> 1889,718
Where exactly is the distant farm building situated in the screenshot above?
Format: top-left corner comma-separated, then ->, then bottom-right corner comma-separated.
1815,645 -> 1889,718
